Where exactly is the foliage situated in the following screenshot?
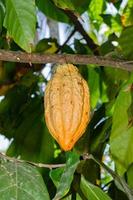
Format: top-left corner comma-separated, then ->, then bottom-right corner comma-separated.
0,0 -> 133,199
0,159 -> 50,199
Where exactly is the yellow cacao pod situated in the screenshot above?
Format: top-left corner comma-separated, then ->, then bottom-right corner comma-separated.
44,64 -> 90,151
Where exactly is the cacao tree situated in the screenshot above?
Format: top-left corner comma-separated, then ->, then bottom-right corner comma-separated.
0,0 -> 133,199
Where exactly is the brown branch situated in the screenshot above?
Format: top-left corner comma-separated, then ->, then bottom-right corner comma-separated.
0,49 -> 133,71
84,154 -> 133,200
0,153 -> 65,169
63,10 -> 99,55
49,0 -> 98,54
56,28 -> 76,53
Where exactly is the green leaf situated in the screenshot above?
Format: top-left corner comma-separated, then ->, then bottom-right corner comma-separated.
0,0 -> 5,32
53,0 -> 90,14
4,0 -> 36,52
62,195 -> 72,200
53,151 -> 80,200
127,164 -> 133,188
101,14 -> 122,34
111,14 -> 122,33
118,26 -> 133,59
74,39 -> 92,55
76,194 -> 82,200
114,177 -> 133,199
75,104 -> 106,155
88,0 -> 105,30
36,0 -> 90,23
53,0 -> 75,11
71,0 -> 91,14
80,176 -> 112,200
0,160 -> 50,200
100,34 -> 116,55
50,167 -> 65,188
121,0 -> 133,27
103,68 -> 129,100
108,181 -> 129,200
38,122 -> 55,167
36,0 -> 69,23
6,96 -> 54,163
89,0 -> 104,21
0,72 -> 54,164
110,82 -> 133,175
90,117 -> 112,155
0,72 -> 39,138
88,68 -> 100,108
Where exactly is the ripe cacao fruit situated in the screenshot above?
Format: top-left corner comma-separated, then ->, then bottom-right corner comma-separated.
44,64 -> 90,151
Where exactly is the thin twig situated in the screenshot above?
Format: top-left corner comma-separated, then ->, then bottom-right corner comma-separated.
0,49 -> 133,71
56,28 -> 76,53
0,153 -> 65,169
102,180 -> 113,190
49,0 -> 98,54
84,153 -> 133,200
63,10 -> 99,55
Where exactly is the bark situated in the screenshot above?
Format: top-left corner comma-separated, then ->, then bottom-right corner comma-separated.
0,49 -> 133,71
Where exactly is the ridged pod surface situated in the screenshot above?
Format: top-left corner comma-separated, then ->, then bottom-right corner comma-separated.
44,64 -> 90,151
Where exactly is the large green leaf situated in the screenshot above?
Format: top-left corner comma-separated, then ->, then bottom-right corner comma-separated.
0,72 -> 54,164
4,0 -> 36,52
36,0 -> 90,23
6,96 -> 54,163
52,0 -> 90,14
80,176 -> 112,200
118,26 -> 133,59
53,151 -> 80,200
0,72 -> 39,138
36,0 -> 69,23
0,160 -> 50,200
110,81 -> 133,175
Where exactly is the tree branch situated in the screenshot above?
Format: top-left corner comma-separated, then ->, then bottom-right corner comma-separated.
84,154 -> 133,200
1,151 -> 133,200
0,49 -> 133,71
63,10 -> 99,55
0,153 -> 65,169
49,0 -> 98,54
56,28 -> 76,53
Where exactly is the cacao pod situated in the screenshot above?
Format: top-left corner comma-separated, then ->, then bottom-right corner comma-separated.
44,64 -> 90,151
